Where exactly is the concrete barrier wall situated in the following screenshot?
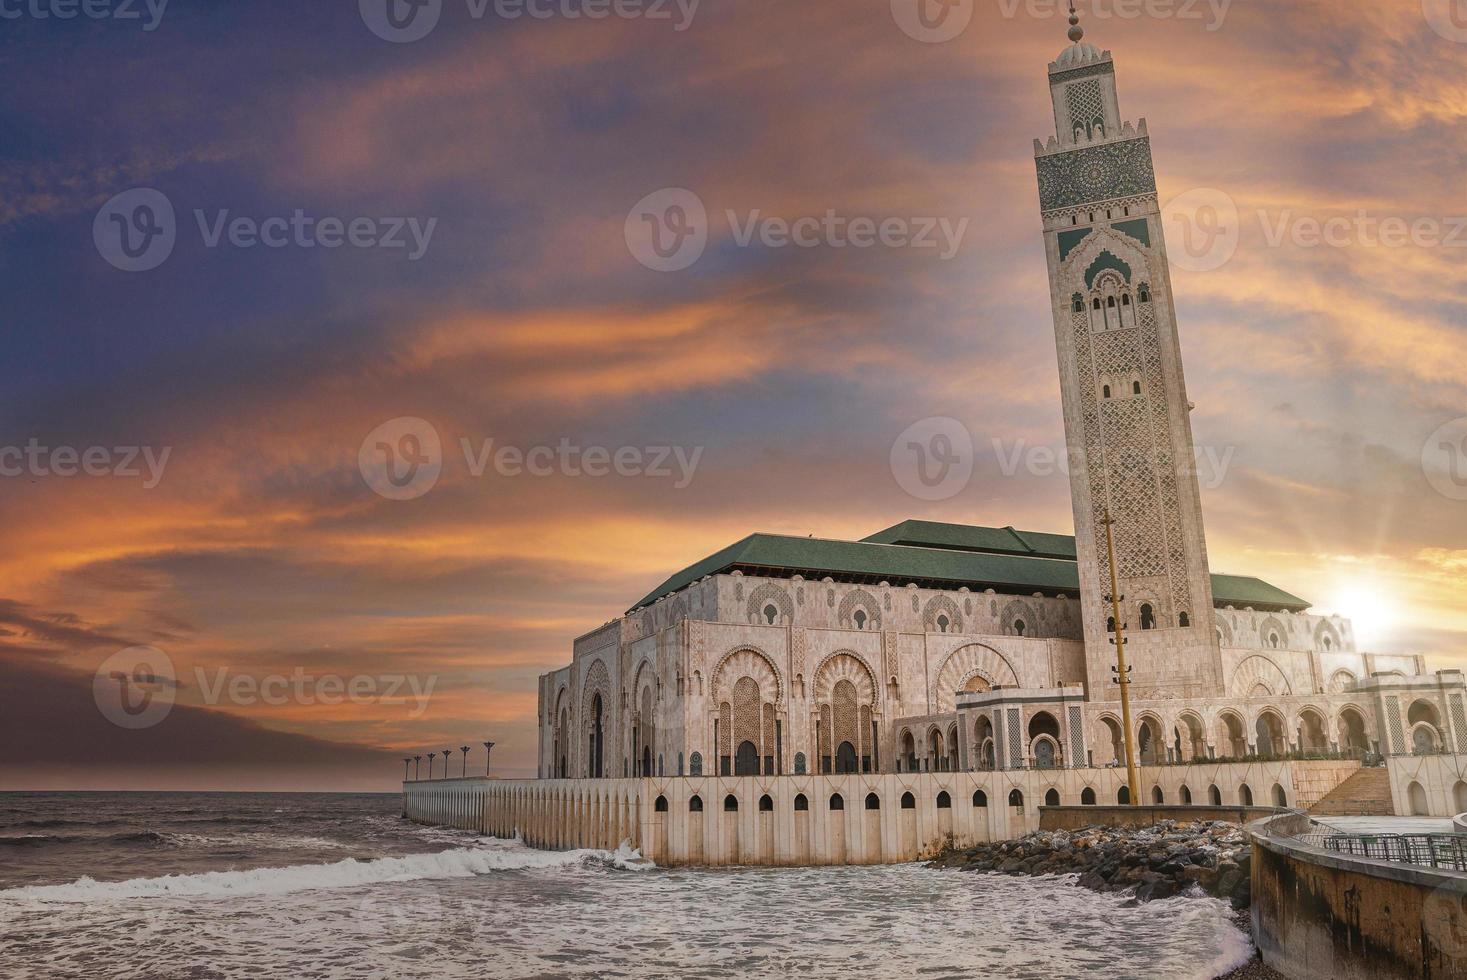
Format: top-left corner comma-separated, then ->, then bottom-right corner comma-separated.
1456,813 -> 1467,835
1250,812 -> 1467,980
1041,805 -> 1280,831
403,759 -> 1365,867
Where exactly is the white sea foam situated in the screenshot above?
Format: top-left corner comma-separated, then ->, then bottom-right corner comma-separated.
0,841 -> 649,905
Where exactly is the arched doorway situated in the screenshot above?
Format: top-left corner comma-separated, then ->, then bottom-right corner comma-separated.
835,741 -> 858,774
1408,781 -> 1429,816
1337,708 -> 1368,755
735,740 -> 760,776
589,693 -> 604,778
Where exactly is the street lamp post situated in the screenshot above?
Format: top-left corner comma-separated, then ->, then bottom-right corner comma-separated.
443,749 -> 454,779
403,758 -> 411,781
427,752 -> 436,780
483,741 -> 496,776
1101,509 -> 1142,807
460,745 -> 470,778
414,755 -> 421,781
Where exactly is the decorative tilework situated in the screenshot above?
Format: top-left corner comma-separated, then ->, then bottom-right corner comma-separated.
1037,138 -> 1156,213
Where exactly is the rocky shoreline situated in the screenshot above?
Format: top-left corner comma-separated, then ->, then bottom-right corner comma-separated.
927,820 -> 1281,979
926,819 -> 1254,906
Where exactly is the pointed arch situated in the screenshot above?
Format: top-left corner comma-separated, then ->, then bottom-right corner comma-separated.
1229,656 -> 1293,698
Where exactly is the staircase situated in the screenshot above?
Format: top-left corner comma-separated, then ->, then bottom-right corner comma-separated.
1309,767 -> 1395,817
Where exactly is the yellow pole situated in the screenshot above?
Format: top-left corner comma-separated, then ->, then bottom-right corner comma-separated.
1102,509 -> 1142,806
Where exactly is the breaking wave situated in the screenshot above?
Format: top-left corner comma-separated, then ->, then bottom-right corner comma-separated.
0,841 -> 652,904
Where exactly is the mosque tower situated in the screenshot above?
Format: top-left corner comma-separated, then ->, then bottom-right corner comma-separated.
1034,6 -> 1222,699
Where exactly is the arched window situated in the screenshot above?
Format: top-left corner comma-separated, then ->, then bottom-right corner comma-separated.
1103,386 -> 1112,399
1118,786 -> 1130,805
1132,381 -> 1141,395
689,752 -> 703,777
1093,298 -> 1102,310
1240,784 -> 1254,807
1014,619 -> 1027,636
1269,632 -> 1280,649
1178,611 -> 1190,628
1073,296 -> 1085,313
793,752 -> 807,775
865,793 -> 881,810
1152,786 -> 1164,804
1107,616 -> 1116,633
937,791 -> 952,809
723,794 -> 738,812
853,610 -> 867,630
759,794 -> 774,812
763,604 -> 778,625
1081,787 -> 1097,805
654,795 -> 668,812
1107,296 -> 1117,308
1180,785 -> 1192,805
1140,604 -> 1155,630
936,614 -> 950,633
972,790 -> 988,807
829,793 -> 845,811
1008,789 -> 1024,808
794,793 -> 809,811
689,794 -> 703,812
1139,286 -> 1151,302
1271,784 -> 1287,808
1121,294 -> 1131,307
1208,784 -> 1222,806
1045,788 -> 1060,807
901,791 -> 916,809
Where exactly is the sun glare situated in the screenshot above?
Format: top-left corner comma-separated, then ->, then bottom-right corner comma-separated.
1324,584 -> 1396,649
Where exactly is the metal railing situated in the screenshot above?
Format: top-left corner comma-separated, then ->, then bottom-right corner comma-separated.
1297,833 -> 1467,872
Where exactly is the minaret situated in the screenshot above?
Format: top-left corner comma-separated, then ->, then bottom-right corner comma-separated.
1034,7 -> 1222,700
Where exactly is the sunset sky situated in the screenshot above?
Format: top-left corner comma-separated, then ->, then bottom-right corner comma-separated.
2,0 -> 1465,791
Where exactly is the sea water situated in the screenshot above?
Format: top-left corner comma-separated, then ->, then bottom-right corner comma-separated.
0,792 -> 1254,979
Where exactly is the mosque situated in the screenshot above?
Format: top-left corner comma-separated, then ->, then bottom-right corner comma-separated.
409,12 -> 1467,862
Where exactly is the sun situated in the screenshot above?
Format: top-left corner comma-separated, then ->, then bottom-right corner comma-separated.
1324,584 -> 1396,650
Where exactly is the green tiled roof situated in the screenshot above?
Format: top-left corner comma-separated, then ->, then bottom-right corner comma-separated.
862,520 -> 1078,559
628,521 -> 1311,615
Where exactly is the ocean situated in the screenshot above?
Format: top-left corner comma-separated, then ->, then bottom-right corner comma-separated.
0,792 -> 1255,979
